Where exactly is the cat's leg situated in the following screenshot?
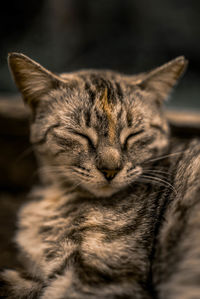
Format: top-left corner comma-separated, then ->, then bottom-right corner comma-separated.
154,200 -> 200,299
38,267 -> 152,299
153,141 -> 200,299
0,269 -> 43,299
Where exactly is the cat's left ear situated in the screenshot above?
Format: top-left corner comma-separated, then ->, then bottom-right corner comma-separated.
8,52 -> 66,109
136,56 -> 188,102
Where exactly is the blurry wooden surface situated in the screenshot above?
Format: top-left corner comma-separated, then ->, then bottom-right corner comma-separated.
0,96 -> 36,192
1,94 -> 200,126
166,109 -> 200,127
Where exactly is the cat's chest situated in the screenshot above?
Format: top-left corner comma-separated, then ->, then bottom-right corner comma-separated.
17,192 -> 155,275
79,203 -> 152,268
47,196 -> 153,271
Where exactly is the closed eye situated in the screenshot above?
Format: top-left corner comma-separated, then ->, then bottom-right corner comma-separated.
52,132 -> 95,150
73,132 -> 95,149
124,129 -> 144,149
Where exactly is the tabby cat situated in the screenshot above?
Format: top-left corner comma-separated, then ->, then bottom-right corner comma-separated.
1,53 -> 200,299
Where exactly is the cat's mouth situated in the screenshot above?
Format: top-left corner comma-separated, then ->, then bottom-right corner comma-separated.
80,165 -> 143,197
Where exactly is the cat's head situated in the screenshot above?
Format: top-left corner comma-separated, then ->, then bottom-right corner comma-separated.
8,53 -> 187,197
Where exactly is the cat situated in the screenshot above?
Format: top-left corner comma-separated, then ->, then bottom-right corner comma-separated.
0,53 -> 200,299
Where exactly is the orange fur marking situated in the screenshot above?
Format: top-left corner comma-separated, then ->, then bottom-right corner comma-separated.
101,88 -> 116,143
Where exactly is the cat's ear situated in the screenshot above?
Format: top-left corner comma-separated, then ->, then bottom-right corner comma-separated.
136,56 -> 188,102
8,53 -> 65,108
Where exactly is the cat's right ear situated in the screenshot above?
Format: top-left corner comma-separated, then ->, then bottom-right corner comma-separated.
134,56 -> 188,103
8,53 -> 65,109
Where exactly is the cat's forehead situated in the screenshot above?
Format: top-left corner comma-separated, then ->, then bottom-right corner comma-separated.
59,70 -> 144,108
49,70 -> 153,128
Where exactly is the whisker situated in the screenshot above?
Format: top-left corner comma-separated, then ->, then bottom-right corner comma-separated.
143,169 -> 171,175
127,182 -> 162,199
138,177 -> 164,188
14,146 -> 34,164
139,174 -> 177,194
63,181 -> 83,192
144,150 -> 188,164
72,168 -> 93,178
142,173 -> 169,182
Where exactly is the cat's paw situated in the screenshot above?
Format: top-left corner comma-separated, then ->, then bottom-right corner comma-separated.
0,269 -> 42,299
0,269 -> 17,298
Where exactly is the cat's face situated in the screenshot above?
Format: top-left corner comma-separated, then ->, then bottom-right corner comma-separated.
8,53 -> 187,197
30,75 -> 170,197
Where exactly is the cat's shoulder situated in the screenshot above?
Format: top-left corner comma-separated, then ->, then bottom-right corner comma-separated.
174,138 -> 200,168
17,186 -> 77,224
170,137 -> 200,163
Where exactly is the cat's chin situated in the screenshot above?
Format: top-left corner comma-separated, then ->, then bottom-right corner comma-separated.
92,188 -> 119,197
84,185 -> 120,197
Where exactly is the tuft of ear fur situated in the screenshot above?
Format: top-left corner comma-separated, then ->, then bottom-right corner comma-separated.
136,56 -> 188,102
8,53 -> 66,108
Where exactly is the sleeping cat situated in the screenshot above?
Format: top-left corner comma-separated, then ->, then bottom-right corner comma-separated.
1,53 -> 200,299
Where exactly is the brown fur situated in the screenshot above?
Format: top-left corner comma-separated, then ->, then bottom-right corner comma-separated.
1,53 -> 200,299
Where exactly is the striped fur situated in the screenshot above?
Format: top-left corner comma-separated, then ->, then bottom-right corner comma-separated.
1,54 -> 200,298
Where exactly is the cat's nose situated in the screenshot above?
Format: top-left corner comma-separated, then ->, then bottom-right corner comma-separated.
96,147 -> 122,179
100,169 -> 119,181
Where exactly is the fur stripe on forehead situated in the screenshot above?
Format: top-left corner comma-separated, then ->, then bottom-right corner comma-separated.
99,88 -> 116,143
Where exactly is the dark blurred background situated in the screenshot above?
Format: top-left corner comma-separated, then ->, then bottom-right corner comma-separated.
0,0 -> 200,269
0,0 -> 200,109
